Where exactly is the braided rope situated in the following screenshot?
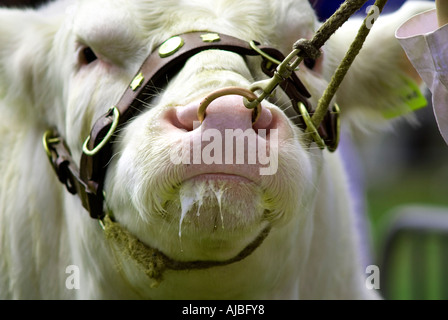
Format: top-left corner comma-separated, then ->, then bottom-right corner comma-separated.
103,215 -> 271,287
297,0 -> 370,52
304,0 -> 389,128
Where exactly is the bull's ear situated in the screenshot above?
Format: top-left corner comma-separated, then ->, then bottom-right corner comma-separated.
0,7 -> 61,119
323,1 -> 435,129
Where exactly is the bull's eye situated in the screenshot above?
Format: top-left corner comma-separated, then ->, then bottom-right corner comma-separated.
304,57 -> 316,70
81,47 -> 98,64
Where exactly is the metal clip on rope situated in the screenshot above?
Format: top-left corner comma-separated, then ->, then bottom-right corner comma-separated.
243,48 -> 303,111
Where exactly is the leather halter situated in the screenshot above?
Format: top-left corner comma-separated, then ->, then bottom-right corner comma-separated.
43,31 -> 339,220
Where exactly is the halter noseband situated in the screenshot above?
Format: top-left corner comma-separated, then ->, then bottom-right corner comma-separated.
43,31 -> 339,220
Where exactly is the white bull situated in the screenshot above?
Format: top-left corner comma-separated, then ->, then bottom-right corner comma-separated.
0,0 -> 433,299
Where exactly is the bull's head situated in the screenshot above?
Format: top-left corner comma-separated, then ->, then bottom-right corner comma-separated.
0,0 -> 434,299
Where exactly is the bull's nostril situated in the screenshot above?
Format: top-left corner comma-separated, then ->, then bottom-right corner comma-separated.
252,108 -> 274,133
163,106 -> 194,131
170,106 -> 197,132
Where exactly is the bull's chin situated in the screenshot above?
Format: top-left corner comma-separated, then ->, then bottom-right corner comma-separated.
177,174 -> 264,231
160,174 -> 268,261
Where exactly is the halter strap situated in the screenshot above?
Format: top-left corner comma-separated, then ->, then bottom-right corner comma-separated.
43,31 -> 337,220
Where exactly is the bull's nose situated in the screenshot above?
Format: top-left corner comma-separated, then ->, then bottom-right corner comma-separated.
173,95 -> 273,132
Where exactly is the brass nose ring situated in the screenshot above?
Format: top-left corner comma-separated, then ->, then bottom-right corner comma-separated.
197,87 -> 262,124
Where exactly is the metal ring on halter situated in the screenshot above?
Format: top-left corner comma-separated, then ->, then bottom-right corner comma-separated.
42,130 -> 61,161
197,87 -> 262,124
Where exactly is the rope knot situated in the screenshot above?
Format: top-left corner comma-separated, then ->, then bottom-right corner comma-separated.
293,39 -> 321,60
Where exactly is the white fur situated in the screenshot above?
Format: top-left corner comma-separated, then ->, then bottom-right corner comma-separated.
0,0 -> 434,299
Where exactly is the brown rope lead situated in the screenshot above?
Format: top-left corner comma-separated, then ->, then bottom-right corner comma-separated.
243,1 -> 373,113
244,0 -> 389,151
310,0 -> 389,129
292,0 -> 371,65
297,0 -> 370,52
